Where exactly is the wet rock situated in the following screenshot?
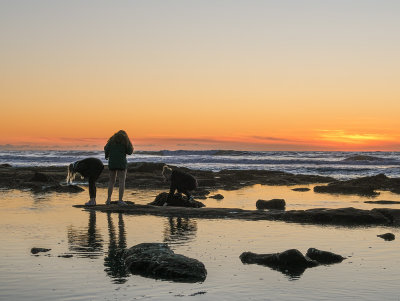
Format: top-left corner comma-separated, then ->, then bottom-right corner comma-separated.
31,247 -> 51,254
343,155 -> 383,161
0,163 -> 11,168
30,172 -> 53,182
107,200 -> 135,205
123,243 -> 207,282
377,233 -> 395,241
292,188 -> 310,192
372,208 -> 400,226
32,184 -> 84,193
314,174 -> 389,196
256,199 -> 285,210
148,192 -> 205,208
58,254 -> 73,258
306,248 -> 345,264
365,200 -> 400,204
128,162 -> 166,173
209,194 -> 224,200
240,249 -> 319,278
274,207 -> 390,225
192,189 -> 210,197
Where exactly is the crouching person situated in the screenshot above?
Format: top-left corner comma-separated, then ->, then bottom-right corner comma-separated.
162,165 -> 198,205
67,157 -> 104,206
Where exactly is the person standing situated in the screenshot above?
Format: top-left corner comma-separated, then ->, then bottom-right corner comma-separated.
104,130 -> 134,205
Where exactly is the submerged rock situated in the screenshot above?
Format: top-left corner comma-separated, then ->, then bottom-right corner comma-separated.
377,233 -> 395,241
148,192 -> 205,208
306,248 -> 345,264
31,247 -> 51,254
123,243 -> 207,282
240,249 -> 318,278
256,199 -> 285,210
209,194 -> 224,200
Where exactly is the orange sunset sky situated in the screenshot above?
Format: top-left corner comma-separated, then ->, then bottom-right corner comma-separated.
1,1 -> 399,151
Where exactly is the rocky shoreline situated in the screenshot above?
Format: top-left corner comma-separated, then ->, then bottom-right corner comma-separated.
0,162 -> 336,192
2,162 -> 400,196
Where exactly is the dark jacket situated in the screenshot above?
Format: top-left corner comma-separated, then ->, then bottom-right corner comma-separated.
104,141 -> 133,170
170,169 -> 198,192
72,157 -> 104,178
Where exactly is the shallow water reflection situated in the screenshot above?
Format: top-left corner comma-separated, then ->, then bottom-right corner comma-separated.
67,210 -> 104,258
163,217 -> 197,246
104,212 -> 128,284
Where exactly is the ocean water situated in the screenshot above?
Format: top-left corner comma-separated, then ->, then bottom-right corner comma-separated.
0,150 -> 399,179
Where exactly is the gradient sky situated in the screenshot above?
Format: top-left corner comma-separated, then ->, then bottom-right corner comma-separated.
1,0 -> 399,150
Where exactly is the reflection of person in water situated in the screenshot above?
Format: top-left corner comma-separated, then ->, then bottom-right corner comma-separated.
67,210 -> 104,258
67,211 -> 129,283
104,212 -> 128,283
163,217 -> 197,244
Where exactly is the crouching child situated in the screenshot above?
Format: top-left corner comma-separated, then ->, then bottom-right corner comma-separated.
162,165 -> 198,205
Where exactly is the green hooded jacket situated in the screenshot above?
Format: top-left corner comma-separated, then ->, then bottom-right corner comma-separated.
104,140 -> 133,170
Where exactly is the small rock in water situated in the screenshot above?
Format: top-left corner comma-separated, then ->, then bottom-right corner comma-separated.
256,199 -> 285,210
306,248 -> 345,264
292,188 -> 310,192
31,247 -> 51,254
377,233 -> 395,241
58,254 -> 73,258
209,194 -> 224,200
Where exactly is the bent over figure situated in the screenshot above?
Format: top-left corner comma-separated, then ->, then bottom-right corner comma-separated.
67,157 -> 104,206
162,165 -> 198,203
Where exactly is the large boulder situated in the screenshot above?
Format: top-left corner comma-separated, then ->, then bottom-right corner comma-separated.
148,192 -> 205,208
256,199 -> 285,210
123,243 -> 207,282
240,249 -> 318,278
306,248 -> 345,264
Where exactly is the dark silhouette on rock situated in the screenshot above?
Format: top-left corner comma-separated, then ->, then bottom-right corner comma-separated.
306,248 -> 345,264
123,243 -> 207,282
256,199 -> 285,210
31,247 -> 51,254
377,233 -> 395,241
240,249 -> 318,278
149,192 -> 205,208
